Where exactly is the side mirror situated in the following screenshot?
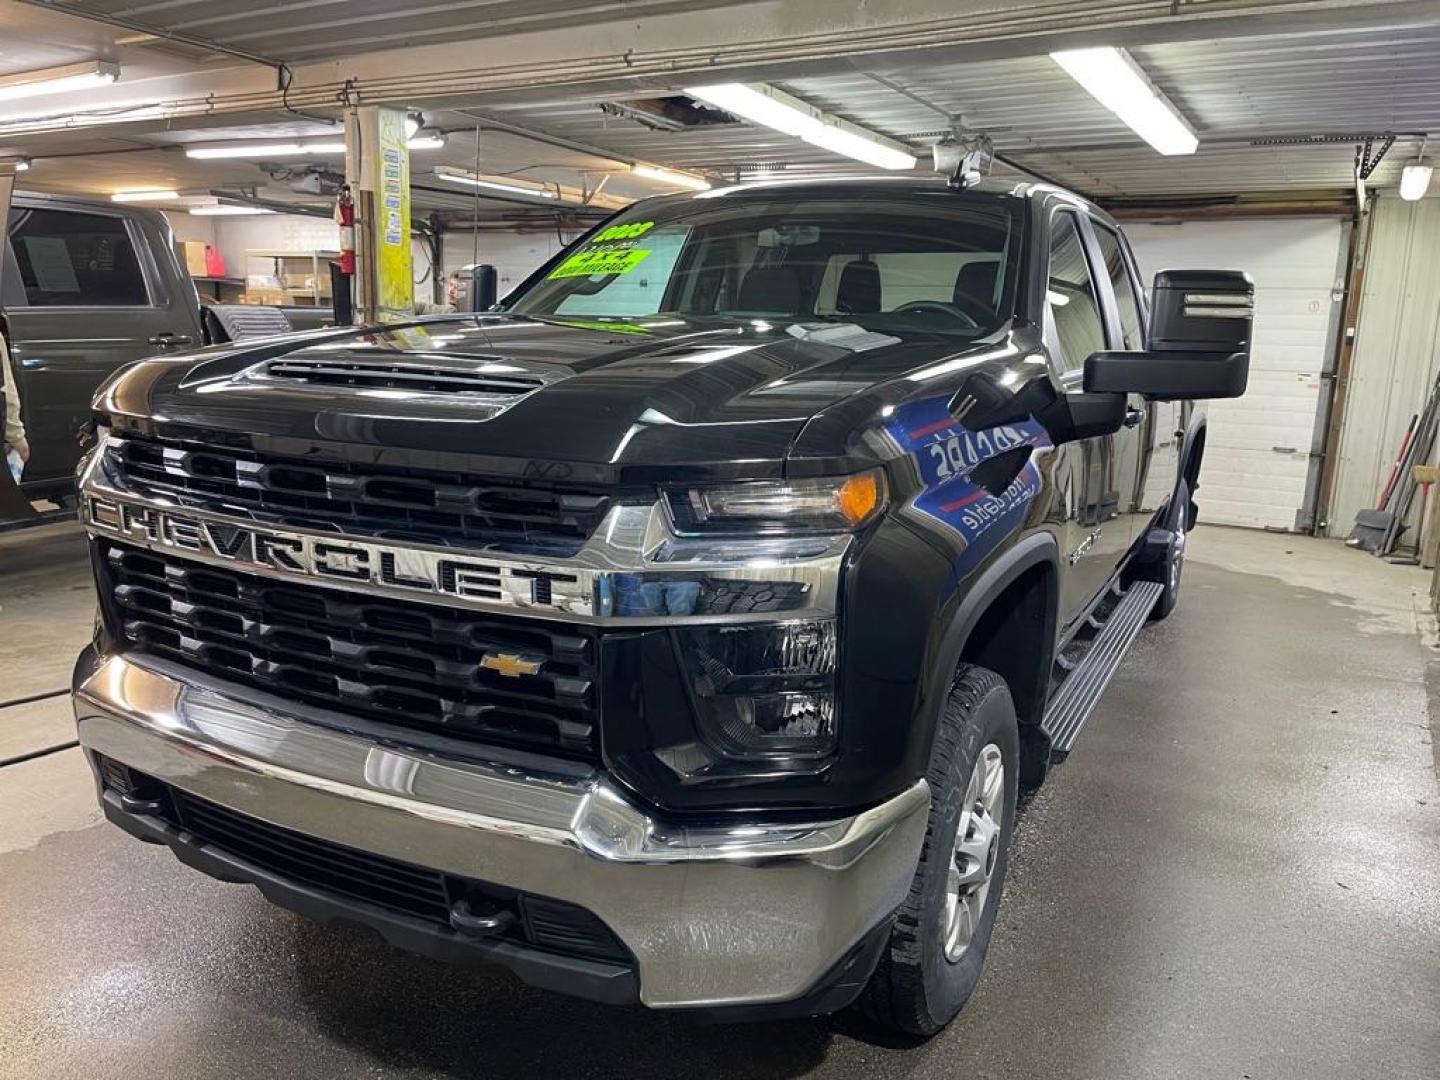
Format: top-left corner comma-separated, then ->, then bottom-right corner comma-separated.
951,371 -> 1125,445
458,263 -> 499,311
1085,269 -> 1253,400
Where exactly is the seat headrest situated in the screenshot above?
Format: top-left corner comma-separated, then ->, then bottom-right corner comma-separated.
737,264 -> 804,312
836,258 -> 882,313
954,261 -> 999,307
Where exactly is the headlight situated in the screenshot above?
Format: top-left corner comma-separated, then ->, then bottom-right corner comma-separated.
668,469 -> 886,534
674,619 -> 838,761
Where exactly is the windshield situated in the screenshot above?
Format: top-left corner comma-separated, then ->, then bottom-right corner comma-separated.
506,192 -> 1023,341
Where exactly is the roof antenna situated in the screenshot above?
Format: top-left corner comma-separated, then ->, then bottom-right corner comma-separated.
933,132 -> 994,189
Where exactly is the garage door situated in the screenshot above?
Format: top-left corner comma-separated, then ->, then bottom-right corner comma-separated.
1125,218 -> 1347,531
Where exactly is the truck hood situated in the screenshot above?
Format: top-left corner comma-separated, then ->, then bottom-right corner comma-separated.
99,314 -> 978,484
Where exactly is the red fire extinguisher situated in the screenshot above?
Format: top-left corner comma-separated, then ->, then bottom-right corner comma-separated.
336,189 -> 356,276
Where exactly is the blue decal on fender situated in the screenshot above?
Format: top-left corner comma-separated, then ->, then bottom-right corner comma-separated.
885,396 -> 1052,575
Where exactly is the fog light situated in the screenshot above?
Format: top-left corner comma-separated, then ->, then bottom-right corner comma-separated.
676,619 -> 837,758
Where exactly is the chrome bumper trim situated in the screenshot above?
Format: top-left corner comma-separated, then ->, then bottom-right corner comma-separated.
75,654 -> 929,1008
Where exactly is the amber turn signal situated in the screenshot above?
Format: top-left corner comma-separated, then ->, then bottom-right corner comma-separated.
837,470 -> 884,526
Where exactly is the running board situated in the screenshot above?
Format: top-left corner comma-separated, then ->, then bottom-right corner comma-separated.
1041,581 -> 1163,757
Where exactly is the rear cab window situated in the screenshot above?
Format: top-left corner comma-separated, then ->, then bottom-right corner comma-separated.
6,207 -> 150,307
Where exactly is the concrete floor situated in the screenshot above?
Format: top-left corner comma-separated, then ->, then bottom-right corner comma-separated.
1,523 -> 1437,1080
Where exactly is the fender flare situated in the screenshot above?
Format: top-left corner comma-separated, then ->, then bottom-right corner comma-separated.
921,529 -> 1061,738
1167,413 -> 1207,532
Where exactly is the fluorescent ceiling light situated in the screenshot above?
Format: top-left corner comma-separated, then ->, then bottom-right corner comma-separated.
685,83 -> 916,170
1050,47 -> 1198,156
434,165 -> 558,200
187,142 -> 325,159
0,157 -> 29,171
186,134 -> 444,159
1400,162 -> 1433,201
189,205 -> 276,216
631,163 -> 711,190
111,189 -> 179,202
0,60 -> 119,105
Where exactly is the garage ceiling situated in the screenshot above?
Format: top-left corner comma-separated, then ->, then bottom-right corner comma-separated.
14,0 -> 768,64
1,0 -> 1437,210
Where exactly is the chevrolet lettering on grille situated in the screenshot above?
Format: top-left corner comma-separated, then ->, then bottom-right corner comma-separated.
84,493 -> 589,616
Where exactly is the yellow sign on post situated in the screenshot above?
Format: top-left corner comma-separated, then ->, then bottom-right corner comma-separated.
352,106 -> 413,323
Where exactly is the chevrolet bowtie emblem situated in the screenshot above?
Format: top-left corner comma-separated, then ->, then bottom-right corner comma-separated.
479,652 -> 545,678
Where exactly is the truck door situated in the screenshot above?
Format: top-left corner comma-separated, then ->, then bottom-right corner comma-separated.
1043,208 -> 1142,624
1088,219 -> 1166,549
4,202 -> 200,484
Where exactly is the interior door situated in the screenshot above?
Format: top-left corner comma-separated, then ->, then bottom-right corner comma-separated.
5,203 -> 187,483
1044,208 -> 1142,625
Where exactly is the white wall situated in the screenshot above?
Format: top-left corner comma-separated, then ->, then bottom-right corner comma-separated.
162,212 -> 216,249
1329,194 -> 1440,536
212,214 -> 340,280
1126,217 -> 1348,532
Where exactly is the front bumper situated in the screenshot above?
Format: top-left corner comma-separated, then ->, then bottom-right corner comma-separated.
73,650 -> 930,1011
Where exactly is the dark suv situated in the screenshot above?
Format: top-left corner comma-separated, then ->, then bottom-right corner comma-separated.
71,177 -> 1250,1034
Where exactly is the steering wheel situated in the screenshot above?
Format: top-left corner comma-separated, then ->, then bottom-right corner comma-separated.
890,299 -> 983,329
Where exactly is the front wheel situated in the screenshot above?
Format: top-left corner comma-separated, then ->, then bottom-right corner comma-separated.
858,665 -> 1020,1036
1148,480 -> 1189,622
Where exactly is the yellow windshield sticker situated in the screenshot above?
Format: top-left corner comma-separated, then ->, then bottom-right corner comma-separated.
547,220 -> 657,279
593,220 -> 655,242
548,246 -> 652,279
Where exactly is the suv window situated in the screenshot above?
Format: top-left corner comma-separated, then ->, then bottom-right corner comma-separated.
1093,223 -> 1145,351
1045,212 -> 1106,372
7,208 -> 148,307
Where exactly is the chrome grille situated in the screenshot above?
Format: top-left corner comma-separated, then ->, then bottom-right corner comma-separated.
110,435 -> 615,552
102,543 -> 601,761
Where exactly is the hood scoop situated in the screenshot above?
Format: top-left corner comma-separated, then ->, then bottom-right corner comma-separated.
262,357 -> 546,397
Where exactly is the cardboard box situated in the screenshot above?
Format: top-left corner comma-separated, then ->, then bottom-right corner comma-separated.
178,240 -> 210,278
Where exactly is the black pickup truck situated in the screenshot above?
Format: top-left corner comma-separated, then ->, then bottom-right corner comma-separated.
71,176 -> 1250,1035
1,191 -> 333,513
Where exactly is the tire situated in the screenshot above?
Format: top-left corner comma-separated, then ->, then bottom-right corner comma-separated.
1147,480 -> 1189,622
858,665 -> 1020,1036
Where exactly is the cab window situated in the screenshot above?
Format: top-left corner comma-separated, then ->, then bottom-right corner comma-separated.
1093,223 -> 1146,351
1045,212 -> 1106,372
7,208 -> 149,307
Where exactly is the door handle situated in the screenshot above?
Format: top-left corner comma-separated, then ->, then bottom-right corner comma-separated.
1122,407 -> 1144,428
148,333 -> 194,347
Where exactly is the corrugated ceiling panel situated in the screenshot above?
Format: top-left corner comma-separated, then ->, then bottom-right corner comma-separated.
56,0 -> 763,61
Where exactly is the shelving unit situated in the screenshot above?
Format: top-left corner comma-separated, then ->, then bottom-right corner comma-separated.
243,250 -> 339,306
193,275 -> 246,302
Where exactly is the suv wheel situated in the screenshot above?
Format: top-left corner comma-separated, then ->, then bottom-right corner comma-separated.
858,665 -> 1019,1036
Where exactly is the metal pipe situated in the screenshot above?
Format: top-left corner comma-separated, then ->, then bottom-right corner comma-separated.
456,111 -> 642,169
